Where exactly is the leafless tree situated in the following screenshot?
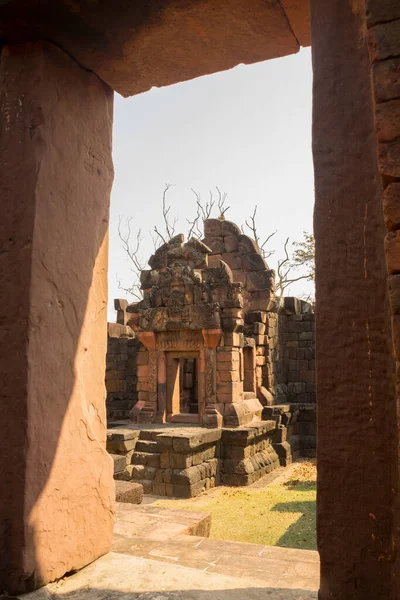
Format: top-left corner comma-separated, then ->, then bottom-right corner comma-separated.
242,205 -> 277,259
216,186 -> 230,220
117,216 -> 145,300
153,183 -> 178,244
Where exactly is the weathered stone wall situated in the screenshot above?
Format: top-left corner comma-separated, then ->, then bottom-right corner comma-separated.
279,298 -> 315,404
312,1 -> 398,597
367,5 -> 400,595
106,422 -> 279,497
106,323 -> 139,422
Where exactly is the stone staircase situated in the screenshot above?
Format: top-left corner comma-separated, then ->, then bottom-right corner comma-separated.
128,430 -> 164,494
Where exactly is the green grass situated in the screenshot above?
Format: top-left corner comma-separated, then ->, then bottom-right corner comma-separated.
155,463 -> 317,550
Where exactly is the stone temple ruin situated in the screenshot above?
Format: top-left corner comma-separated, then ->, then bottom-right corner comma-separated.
3,2 -> 400,598
105,218 -> 316,497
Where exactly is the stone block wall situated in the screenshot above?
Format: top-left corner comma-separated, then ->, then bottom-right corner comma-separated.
105,323 -> 140,422
279,298 -> 316,404
106,422 -> 280,497
220,422 -> 280,486
264,402 -> 316,465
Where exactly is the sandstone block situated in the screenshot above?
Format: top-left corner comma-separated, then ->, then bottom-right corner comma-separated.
137,365 -> 150,378
204,219 -> 223,237
231,269 -> 247,286
106,380 -> 126,393
208,254 -> 222,267
192,451 -> 205,466
392,315 -> 400,359
389,274 -> 400,314
216,381 -> 242,394
368,20 -> 400,62
373,58 -> 400,102
222,220 -> 241,236
172,465 -> 202,485
136,351 -> 149,366
242,252 -> 268,272
173,481 -> 205,498
366,0 -> 400,26
385,230 -> 400,273
258,386 -> 274,406
217,370 -> 240,382
203,236 -> 225,254
110,454 -> 126,475
246,310 -> 268,324
160,451 -> 170,468
375,99 -> 400,142
383,183 -> 400,231
152,482 -> 167,496
224,235 -> 239,252
247,270 -> 275,291
223,332 -> 244,347
115,481 -> 143,504
238,235 -> 259,254
244,322 -> 266,335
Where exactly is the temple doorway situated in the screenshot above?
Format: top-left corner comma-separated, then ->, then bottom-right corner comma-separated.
166,352 -> 200,423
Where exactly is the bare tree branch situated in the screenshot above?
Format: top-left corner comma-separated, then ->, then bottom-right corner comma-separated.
243,205 -> 277,259
116,217 -> 146,300
275,237 -> 314,299
216,186 -> 230,219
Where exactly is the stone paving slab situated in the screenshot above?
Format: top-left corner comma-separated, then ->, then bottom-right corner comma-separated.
21,552 -> 317,600
112,503 -> 320,592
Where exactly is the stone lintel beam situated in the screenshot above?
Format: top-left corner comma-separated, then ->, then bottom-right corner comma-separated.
0,0 -> 309,97
280,0 -> 311,47
137,331 -> 156,350
202,328 -> 223,349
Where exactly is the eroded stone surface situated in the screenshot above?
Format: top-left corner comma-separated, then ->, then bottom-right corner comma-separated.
0,41 -> 115,593
0,0 -> 308,97
312,1 -> 398,598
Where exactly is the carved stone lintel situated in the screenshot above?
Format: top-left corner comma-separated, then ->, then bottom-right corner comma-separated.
157,330 -> 203,351
137,331 -> 156,350
202,328 -> 222,349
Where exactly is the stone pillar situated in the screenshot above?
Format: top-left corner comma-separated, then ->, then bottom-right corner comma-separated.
0,42 -> 115,593
366,2 -> 400,594
312,2 -> 398,598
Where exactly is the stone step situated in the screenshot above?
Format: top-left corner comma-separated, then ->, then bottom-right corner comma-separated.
131,451 -> 161,468
138,429 -> 161,442
110,453 -> 126,475
115,480 -> 144,504
135,440 -> 160,453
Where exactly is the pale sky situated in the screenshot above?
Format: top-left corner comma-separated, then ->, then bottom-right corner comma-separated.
108,48 -> 314,320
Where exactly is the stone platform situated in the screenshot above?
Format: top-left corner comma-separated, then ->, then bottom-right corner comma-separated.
20,503 -> 319,599
107,421 -> 280,497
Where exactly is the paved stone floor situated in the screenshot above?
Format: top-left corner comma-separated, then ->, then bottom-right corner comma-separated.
22,503 -> 319,599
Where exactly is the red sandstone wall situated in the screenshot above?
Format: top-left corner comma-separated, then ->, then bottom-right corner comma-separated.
312,1 -> 398,597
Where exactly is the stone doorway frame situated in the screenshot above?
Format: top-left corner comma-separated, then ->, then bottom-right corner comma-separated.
165,351 -> 202,424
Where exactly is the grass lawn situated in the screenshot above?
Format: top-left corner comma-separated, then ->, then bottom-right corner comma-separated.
155,461 -> 316,550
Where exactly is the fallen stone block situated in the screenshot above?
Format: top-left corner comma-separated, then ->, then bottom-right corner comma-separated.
115,481 -> 144,504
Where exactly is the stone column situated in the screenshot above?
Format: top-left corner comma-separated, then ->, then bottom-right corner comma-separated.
0,42 -> 115,593
312,1 -> 399,598
366,3 -> 400,595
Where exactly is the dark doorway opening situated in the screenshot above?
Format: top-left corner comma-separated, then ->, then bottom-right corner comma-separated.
166,351 -> 200,422
179,357 -> 198,414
